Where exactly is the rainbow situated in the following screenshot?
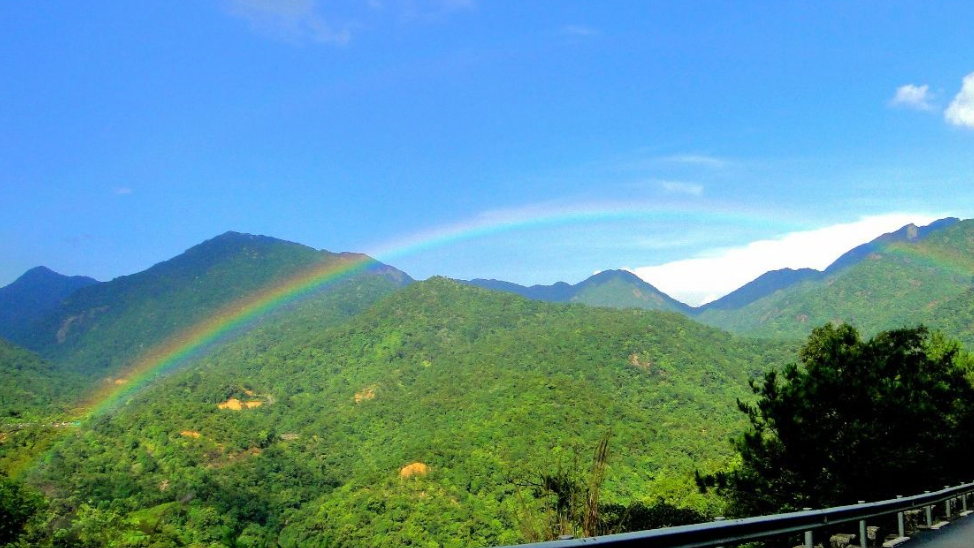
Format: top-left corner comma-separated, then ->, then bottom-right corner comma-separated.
78,202 -> 794,417
81,254 -> 380,417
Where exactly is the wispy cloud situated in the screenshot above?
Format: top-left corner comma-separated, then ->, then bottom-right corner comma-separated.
945,72 -> 974,128
630,213 -> 942,306
115,187 -> 133,195
657,180 -> 703,197
560,24 -> 599,37
658,154 -> 728,169
225,0 -> 351,45
889,83 -> 934,111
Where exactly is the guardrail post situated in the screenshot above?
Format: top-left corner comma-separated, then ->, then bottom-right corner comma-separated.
945,486 -> 952,519
858,501 -> 867,548
925,491 -> 933,527
803,508 -> 812,548
963,488 -> 969,513
897,495 -> 906,538
714,516 -> 725,548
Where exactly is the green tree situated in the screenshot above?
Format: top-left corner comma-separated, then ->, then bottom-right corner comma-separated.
0,474 -> 46,546
705,324 -> 974,516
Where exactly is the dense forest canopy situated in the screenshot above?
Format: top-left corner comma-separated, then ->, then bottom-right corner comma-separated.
700,324 -> 974,517
4,221 -> 974,547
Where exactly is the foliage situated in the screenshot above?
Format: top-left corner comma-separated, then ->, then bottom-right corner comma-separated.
514,434 -> 610,541
0,266 -> 97,346
465,269 -> 691,314
698,219 -> 974,340
702,324 -> 974,516
0,474 -> 46,546
925,286 -> 974,350
19,278 -> 790,546
21,232 -> 411,382
0,338 -> 82,423
599,500 -> 709,533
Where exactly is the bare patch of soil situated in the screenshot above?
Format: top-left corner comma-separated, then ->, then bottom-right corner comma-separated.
399,461 -> 430,479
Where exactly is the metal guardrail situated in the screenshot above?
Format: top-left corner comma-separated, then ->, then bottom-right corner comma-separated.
502,481 -> 974,548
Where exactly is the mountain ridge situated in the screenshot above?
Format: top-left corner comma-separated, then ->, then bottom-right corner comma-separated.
463,268 -> 692,314
17,231 -> 414,381
0,266 -> 99,345
695,218 -> 974,338
462,218 -> 961,317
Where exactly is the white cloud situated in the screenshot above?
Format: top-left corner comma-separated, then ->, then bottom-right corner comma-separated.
945,72 -> 974,128
115,187 -> 133,195
630,213 -> 941,306
224,0 -> 351,45
658,180 -> 703,197
889,84 -> 934,110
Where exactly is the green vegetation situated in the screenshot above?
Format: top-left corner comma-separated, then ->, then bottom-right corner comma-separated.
924,287 -> 974,349
0,474 -> 46,547
466,270 -> 691,314
7,221 -> 974,547
701,324 -> 974,516
0,338 -> 82,421
0,338 -> 85,476
14,232 -> 411,386
15,278 -> 789,547
698,219 -> 974,340
0,266 -> 97,346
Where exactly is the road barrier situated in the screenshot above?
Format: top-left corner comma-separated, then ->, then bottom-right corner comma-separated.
500,481 -> 974,548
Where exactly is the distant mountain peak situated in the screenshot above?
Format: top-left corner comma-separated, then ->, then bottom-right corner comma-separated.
0,267 -> 99,345
6,266 -> 98,289
462,269 -> 691,313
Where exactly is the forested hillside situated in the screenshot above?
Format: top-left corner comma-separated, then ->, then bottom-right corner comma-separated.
16,232 -> 412,382
21,278 -> 791,547
464,269 -> 691,313
697,219 -> 974,339
0,338 -> 82,421
0,267 -> 98,345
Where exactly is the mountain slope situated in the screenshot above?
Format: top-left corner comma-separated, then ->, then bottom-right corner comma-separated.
30,278 -> 792,547
0,267 -> 98,345
0,337 -> 82,420
697,219 -> 974,339
823,217 -> 959,275
696,268 -> 823,312
464,269 -> 691,314
697,218 -> 959,314
924,283 -> 974,349
21,231 -> 413,380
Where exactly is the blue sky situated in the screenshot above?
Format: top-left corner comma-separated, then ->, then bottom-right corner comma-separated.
1,1 -> 972,304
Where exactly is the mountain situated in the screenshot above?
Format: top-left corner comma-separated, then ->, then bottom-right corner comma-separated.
0,337 -> 82,421
925,286 -> 974,349
28,278 -> 792,547
0,266 -> 98,344
464,278 -> 576,302
823,217 -> 960,275
462,219 -> 960,320
697,268 -> 823,312
697,218 -> 960,314
464,269 -> 692,314
696,219 -> 974,339
19,231 -> 413,381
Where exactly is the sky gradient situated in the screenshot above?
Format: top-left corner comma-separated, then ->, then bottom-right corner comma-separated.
2,1 -> 972,304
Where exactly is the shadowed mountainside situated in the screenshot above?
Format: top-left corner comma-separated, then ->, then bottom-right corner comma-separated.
0,266 -> 98,345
